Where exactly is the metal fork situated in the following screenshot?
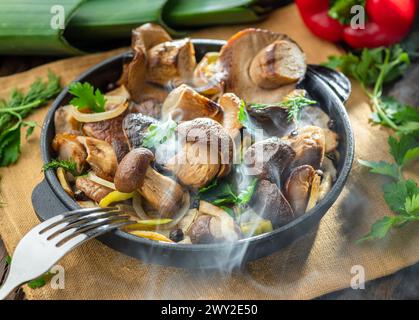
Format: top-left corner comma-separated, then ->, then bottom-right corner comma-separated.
0,206 -> 133,299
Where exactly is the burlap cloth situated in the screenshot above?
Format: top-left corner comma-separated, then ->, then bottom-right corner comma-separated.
0,4 -> 418,300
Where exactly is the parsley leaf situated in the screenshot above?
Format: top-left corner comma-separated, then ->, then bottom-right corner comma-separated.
28,272 -> 57,289
0,71 -> 61,167
236,178 -> 258,205
357,159 -> 400,180
141,117 -> 177,149
405,194 -> 419,215
383,179 -> 419,215
68,82 -> 106,113
42,159 -> 80,176
238,100 -> 252,128
388,135 -> 419,166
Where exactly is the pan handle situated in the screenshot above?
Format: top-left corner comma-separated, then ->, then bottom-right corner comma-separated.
31,179 -> 69,222
307,65 -> 351,104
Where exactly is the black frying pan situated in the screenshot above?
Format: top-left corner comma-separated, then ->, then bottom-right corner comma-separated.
32,40 -> 354,269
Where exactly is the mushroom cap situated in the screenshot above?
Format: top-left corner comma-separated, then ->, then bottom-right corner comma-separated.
122,113 -> 158,150
284,165 -> 316,215
146,38 -> 197,87
161,84 -> 223,122
176,117 -> 234,177
243,138 -> 295,184
250,179 -> 294,228
283,125 -> 325,171
114,148 -> 154,193
218,28 -> 306,104
77,136 -> 118,181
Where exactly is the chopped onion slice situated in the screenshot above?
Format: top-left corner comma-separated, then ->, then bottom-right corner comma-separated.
70,96 -> 128,122
87,172 -> 116,190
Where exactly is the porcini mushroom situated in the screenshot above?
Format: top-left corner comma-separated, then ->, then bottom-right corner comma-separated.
282,126 -> 326,171
243,138 -> 295,185
164,118 -> 233,189
52,133 -> 87,174
218,28 -> 306,103
161,84 -> 223,122
54,105 -> 81,135
114,148 -> 185,218
250,179 -> 295,228
75,177 -> 113,203
122,113 -> 158,149
284,165 -> 316,214
77,136 -> 118,181
193,52 -> 223,96
218,93 -> 243,138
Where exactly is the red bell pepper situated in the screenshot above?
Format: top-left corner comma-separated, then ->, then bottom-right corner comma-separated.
295,0 -> 416,48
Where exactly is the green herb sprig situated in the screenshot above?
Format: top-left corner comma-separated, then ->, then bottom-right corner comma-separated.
42,159 -> 80,176
142,117 -> 177,149
68,82 -> 106,113
0,71 -> 61,167
357,135 -> 419,242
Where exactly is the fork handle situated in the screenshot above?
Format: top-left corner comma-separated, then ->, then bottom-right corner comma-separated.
0,277 -> 21,300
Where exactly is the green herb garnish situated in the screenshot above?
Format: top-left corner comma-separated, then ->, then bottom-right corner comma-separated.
358,135 -> 419,242
0,71 -> 61,167
249,96 -> 317,122
68,82 -> 106,113
42,159 -> 80,176
328,0 -> 366,24
142,117 -> 177,149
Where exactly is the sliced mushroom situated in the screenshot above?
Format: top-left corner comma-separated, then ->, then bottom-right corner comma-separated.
243,138 -> 295,185
249,40 -> 306,89
75,177 -> 112,203
187,201 -> 240,244
120,24 -> 172,102
283,126 -> 325,171
193,52 -> 223,96
161,84 -> 223,122
318,157 -> 337,200
114,148 -> 185,218
218,93 -> 243,138
82,113 -> 130,162
250,179 -> 294,228
218,28 -> 306,103
76,136 -> 117,181
52,133 -> 87,174
54,105 -> 81,135
146,38 -> 196,87
306,173 -> 321,211
164,118 -> 234,189
122,113 -> 158,149
284,165 -> 316,214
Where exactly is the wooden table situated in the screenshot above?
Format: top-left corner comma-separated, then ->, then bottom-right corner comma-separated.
1,55 -> 418,300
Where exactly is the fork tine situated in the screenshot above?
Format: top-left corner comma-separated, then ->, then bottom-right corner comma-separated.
59,221 -> 133,252
39,207 -> 119,234
44,210 -> 125,240
53,216 -> 133,247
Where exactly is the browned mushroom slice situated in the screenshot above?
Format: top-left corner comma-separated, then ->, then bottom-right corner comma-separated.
164,118 -> 234,188
82,113 -> 130,162
54,105 -> 81,135
52,133 -> 87,174
218,93 -> 243,138
250,179 -> 294,228
76,136 -> 117,181
283,126 -> 325,170
243,138 -> 295,185
120,24 -> 172,102
218,28 -> 306,103
131,23 -> 171,51
187,201 -> 240,244
249,40 -> 306,89
284,165 -> 316,214
122,113 -> 158,149
306,173 -> 321,211
161,84 -> 223,122
114,148 -> 186,218
193,52 -> 223,96
146,38 -> 196,87
75,177 -> 112,203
